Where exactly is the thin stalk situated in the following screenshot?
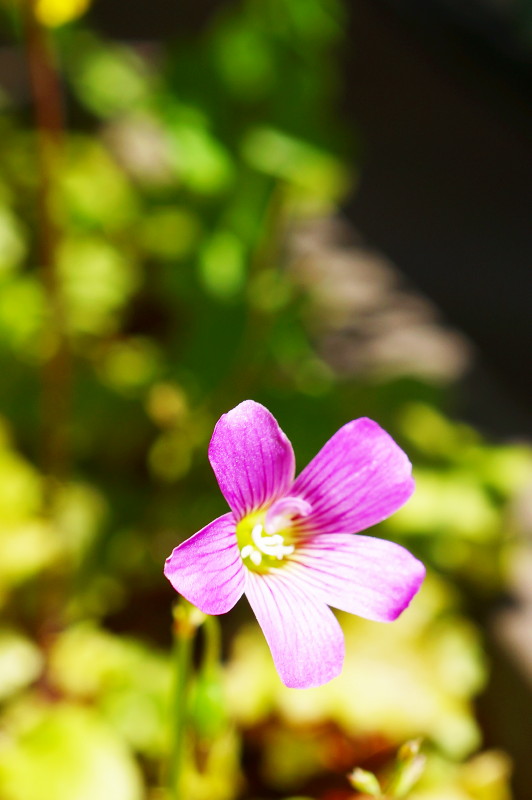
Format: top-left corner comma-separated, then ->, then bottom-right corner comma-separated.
202,613 -> 221,671
22,0 -> 70,497
20,0 -> 71,678
168,601 -> 202,799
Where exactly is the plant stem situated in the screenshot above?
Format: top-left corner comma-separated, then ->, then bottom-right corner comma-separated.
168,601 -> 202,799
202,613 -> 221,671
22,0 -> 70,499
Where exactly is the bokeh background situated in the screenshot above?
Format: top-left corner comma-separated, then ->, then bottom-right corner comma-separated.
0,1 -> 531,799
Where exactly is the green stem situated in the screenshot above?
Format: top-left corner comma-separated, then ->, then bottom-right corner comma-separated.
168,601 -> 202,799
202,614 -> 221,672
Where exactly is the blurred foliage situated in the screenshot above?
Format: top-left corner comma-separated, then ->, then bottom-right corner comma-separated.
0,0 -> 531,798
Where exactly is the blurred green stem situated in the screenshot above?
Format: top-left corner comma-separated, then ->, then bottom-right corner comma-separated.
22,0 -> 70,496
202,613 -> 221,671
169,600 -> 203,799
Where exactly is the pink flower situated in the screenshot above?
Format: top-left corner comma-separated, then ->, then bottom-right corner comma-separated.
164,400 -> 425,689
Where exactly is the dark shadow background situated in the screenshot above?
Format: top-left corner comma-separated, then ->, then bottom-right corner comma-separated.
344,0 -> 532,443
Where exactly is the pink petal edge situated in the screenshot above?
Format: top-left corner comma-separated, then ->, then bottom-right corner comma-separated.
244,569 -> 345,689
288,532 -> 426,622
208,400 -> 296,520
293,417 -> 415,536
164,513 -> 245,615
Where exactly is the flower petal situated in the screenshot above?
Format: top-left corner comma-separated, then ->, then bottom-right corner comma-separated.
209,400 -> 295,519
244,570 -> 344,688
164,513 -> 245,615
292,417 -> 415,535
289,533 -> 425,622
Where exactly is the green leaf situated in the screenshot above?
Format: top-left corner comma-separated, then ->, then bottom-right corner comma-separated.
348,767 -> 382,797
0,704 -> 143,800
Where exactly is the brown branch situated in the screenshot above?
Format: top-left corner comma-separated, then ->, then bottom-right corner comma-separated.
23,0 -> 71,499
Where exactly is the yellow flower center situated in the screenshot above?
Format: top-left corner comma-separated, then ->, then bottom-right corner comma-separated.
236,509 -> 296,573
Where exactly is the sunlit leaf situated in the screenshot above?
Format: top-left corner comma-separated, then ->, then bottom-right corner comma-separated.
49,624 -> 172,756
167,114 -> 234,195
60,139 -> 138,231
97,337 -> 162,395
0,278 -> 45,356
140,207 -> 201,260
0,207 -> 26,275
35,0 -> 91,27
242,127 -> 348,210
199,230 -> 246,299
0,631 -> 43,701
58,235 -> 140,336
66,36 -> 151,117
0,703 -> 143,800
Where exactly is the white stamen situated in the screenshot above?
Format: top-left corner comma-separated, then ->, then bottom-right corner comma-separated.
251,524 -> 263,543
240,522 -> 294,566
251,523 -> 294,559
279,544 -> 294,558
